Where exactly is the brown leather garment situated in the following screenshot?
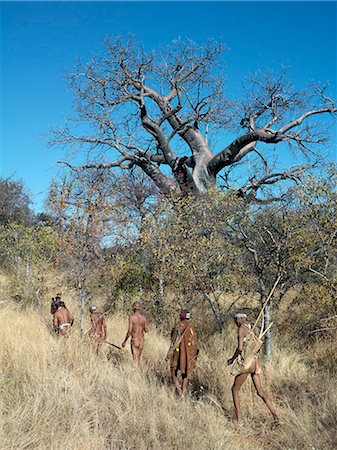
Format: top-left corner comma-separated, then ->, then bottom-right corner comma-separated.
170,320 -> 198,376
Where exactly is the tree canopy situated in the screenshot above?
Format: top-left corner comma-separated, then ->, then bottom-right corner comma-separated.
0,177 -> 33,226
52,37 -> 336,202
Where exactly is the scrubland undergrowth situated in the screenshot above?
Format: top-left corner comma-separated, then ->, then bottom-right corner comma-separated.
0,305 -> 336,450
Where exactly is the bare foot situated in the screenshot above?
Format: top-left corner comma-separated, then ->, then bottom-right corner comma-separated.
233,418 -> 243,428
175,387 -> 182,397
271,416 -> 282,427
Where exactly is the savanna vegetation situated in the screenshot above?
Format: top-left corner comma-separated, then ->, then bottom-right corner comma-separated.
1,37 -> 336,449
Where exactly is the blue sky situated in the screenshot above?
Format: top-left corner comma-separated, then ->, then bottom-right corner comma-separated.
1,1 -> 336,212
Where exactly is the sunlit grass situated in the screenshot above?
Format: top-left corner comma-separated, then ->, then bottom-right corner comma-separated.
0,306 -> 335,449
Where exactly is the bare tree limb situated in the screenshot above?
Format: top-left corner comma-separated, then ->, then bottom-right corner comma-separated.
278,107 -> 337,134
308,266 -> 337,293
57,157 -> 134,171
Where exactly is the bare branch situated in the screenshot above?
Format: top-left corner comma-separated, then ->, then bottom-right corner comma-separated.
278,106 -> 337,134
308,266 -> 337,293
57,157 -> 134,171
51,38 -> 336,199
238,164 -> 314,203
208,129 -> 284,175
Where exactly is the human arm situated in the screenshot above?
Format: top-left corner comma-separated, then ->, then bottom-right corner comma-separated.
102,319 -> 107,341
227,327 -> 245,365
53,313 -> 59,333
144,316 -> 149,333
68,309 -> 74,326
122,316 -> 133,347
170,325 -> 178,344
88,314 -> 96,337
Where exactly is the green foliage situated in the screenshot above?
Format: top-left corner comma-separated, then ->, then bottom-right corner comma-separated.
0,222 -> 58,304
139,190 -> 250,329
143,190 -> 243,292
0,222 -> 58,268
0,177 -> 33,226
107,252 -> 154,295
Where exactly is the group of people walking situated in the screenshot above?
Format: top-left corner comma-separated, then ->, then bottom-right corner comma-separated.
50,296 -> 279,424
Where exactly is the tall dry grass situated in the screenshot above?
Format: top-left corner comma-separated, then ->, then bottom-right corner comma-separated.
0,305 -> 336,450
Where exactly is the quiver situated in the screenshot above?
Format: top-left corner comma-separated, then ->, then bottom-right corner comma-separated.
165,325 -> 190,362
231,332 -> 263,377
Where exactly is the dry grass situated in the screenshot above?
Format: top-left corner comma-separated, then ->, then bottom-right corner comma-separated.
0,305 -> 336,450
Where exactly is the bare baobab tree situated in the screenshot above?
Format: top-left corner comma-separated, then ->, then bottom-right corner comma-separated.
52,37 -> 336,203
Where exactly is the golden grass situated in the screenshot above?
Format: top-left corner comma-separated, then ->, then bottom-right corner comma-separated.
0,306 -> 336,450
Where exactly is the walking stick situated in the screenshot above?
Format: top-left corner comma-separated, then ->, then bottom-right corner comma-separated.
259,321 -> 273,339
251,275 -> 281,335
105,341 -> 122,350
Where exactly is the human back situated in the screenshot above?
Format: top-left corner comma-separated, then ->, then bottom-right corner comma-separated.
90,310 -> 106,338
53,304 -> 73,336
54,307 -> 71,324
122,301 -> 148,369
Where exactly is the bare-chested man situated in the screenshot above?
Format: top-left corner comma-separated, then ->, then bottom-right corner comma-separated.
227,313 -> 279,424
122,301 -> 148,369
88,305 -> 107,360
53,300 -> 74,338
170,307 -> 198,396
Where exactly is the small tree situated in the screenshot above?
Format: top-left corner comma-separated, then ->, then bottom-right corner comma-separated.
0,177 -> 33,227
48,170 -> 113,333
0,222 -> 58,306
293,165 -> 337,311
233,206 -> 296,358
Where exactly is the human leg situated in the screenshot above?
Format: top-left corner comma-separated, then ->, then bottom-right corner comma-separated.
97,341 -> 106,360
131,342 -> 141,369
251,372 -> 279,423
231,373 -> 249,422
182,373 -> 189,395
171,367 -> 182,395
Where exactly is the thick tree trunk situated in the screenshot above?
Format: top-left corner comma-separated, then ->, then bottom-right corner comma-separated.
192,160 -> 215,193
187,129 -> 215,193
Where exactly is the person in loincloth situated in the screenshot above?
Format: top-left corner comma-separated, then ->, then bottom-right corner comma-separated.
122,301 -> 148,369
53,299 -> 74,338
227,312 -> 279,424
170,307 -> 198,396
88,305 -> 107,360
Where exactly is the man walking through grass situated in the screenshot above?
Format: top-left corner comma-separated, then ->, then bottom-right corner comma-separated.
53,299 -> 74,338
122,301 -> 148,369
88,305 -> 107,360
227,313 -> 279,425
169,306 -> 198,397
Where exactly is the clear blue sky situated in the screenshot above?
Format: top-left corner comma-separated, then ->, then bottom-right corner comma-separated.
1,1 -> 336,212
